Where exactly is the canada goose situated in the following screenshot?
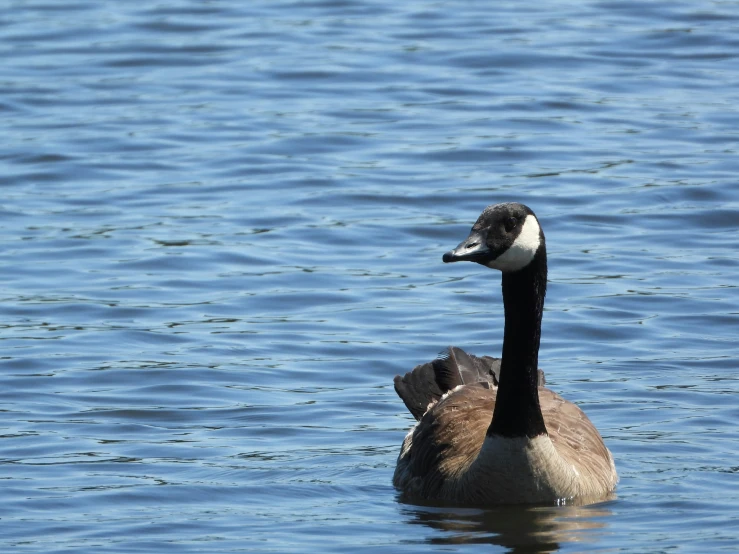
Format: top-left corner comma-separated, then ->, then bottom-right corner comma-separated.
393,202 -> 617,505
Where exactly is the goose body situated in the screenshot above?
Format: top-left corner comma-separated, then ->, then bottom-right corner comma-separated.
393,203 -> 617,505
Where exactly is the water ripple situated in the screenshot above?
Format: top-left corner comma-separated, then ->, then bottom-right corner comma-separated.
1,0 -> 739,552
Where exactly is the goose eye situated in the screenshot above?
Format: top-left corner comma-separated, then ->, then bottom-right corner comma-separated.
504,217 -> 518,232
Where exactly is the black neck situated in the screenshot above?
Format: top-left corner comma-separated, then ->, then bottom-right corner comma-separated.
487,248 -> 548,438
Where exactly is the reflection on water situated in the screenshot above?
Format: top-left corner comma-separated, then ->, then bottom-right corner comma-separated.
399,500 -> 614,553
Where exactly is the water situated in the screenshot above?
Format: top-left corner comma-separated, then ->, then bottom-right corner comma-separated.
2,0 -> 738,552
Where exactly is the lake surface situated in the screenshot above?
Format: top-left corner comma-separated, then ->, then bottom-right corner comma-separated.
2,0 -> 739,552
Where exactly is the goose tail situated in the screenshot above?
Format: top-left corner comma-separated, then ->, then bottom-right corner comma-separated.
393,346 -> 503,420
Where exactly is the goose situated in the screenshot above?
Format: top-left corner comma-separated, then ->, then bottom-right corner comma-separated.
393,202 -> 617,505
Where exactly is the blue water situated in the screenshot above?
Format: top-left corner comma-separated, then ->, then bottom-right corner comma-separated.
2,1 -> 739,552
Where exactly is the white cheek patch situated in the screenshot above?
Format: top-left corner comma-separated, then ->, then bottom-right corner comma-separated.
486,214 -> 541,272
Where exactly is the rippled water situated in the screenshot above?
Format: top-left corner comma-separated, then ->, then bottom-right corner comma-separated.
2,1 -> 739,552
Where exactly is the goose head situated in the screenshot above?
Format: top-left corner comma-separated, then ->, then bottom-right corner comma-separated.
442,202 -> 544,272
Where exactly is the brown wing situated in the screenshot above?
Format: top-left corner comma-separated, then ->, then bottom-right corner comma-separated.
539,388 -> 617,493
393,382 -> 495,498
